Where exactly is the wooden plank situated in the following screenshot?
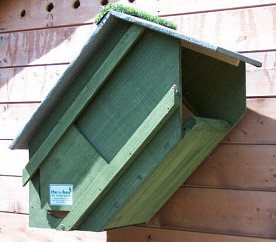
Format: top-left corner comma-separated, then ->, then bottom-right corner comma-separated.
0,212 -> 107,242
1,8 -> 276,68
0,0 -> 275,32
245,51 -> 276,97
246,69 -> 276,97
23,24 -> 145,186
0,176 -> 28,214
149,187 -> 276,238
0,25 -> 95,67
154,0 -> 276,16
0,65 -> 67,102
108,226 -> 276,242
40,125 -> 108,212
77,31 -> 182,231
3,98 -> 275,143
0,56 -> 273,104
59,86 -> 180,231
0,0 -> 98,32
166,5 -> 276,51
0,141 -> 27,176
0,53 -> 273,103
225,98 -> 276,144
182,47 -> 246,126
0,103 -> 39,140
104,117 -> 229,230
185,144 -> 276,191
9,212 -> 274,242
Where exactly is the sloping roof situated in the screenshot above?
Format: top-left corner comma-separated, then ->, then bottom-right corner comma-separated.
10,10 -> 261,150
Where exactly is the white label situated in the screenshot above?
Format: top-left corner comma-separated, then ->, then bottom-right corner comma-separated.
49,184 -> 73,206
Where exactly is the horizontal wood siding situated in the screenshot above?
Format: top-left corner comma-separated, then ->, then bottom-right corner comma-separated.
0,103 -> 39,139
1,0 -> 275,241
108,226 -> 276,242
167,5 -> 276,51
2,98 -> 275,141
225,98 -> 276,144
149,187 -> 276,238
185,144 -> 276,190
0,176 -> 28,214
0,212 -> 107,242
1,0 -> 275,32
0,65 -> 67,102
0,25 -> 94,67
0,141 -> 27,176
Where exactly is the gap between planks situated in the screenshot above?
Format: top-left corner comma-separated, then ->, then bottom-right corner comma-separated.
182,184 -> 276,193
140,225 -> 276,241
159,3 -> 276,17
0,62 -> 70,70
0,22 -> 94,35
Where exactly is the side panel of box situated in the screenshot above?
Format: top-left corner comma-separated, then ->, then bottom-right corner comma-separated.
182,48 -> 246,126
104,117 -> 230,229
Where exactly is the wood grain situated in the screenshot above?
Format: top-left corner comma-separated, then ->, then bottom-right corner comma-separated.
0,52 -> 273,103
0,212 -> 107,242
6,212 -> 274,242
0,141 -> 27,176
23,24 -> 145,186
155,0 -> 276,16
2,98 -> 275,142
0,0 -> 98,32
245,51 -> 276,97
246,69 -> 276,97
166,6 -> 276,51
109,226 -> 276,242
0,65 -> 67,102
0,176 -> 28,214
0,0 -> 275,32
0,103 -> 39,139
225,98 -> 276,144
149,187 -> 276,238
185,144 -> 276,190
1,0 -> 276,241
0,25 -> 95,67
0,54 -> 273,103
1,9 -> 276,68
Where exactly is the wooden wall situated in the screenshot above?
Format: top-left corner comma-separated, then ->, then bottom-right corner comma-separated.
1,0 -> 276,241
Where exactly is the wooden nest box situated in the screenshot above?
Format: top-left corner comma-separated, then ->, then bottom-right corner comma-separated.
10,10 -> 261,232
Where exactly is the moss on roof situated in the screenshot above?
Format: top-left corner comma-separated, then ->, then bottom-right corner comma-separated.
95,3 -> 177,30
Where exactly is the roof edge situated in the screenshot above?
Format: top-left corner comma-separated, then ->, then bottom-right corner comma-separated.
108,11 -> 262,67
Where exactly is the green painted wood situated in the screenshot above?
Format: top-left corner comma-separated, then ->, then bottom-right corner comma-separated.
76,30 -> 182,163
182,48 -> 246,126
40,125 -> 107,211
75,32 -> 182,231
23,24 -> 145,186
104,117 -> 230,229
57,85 -> 180,231
28,21 -> 132,157
79,111 -> 182,231
29,173 -> 62,229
